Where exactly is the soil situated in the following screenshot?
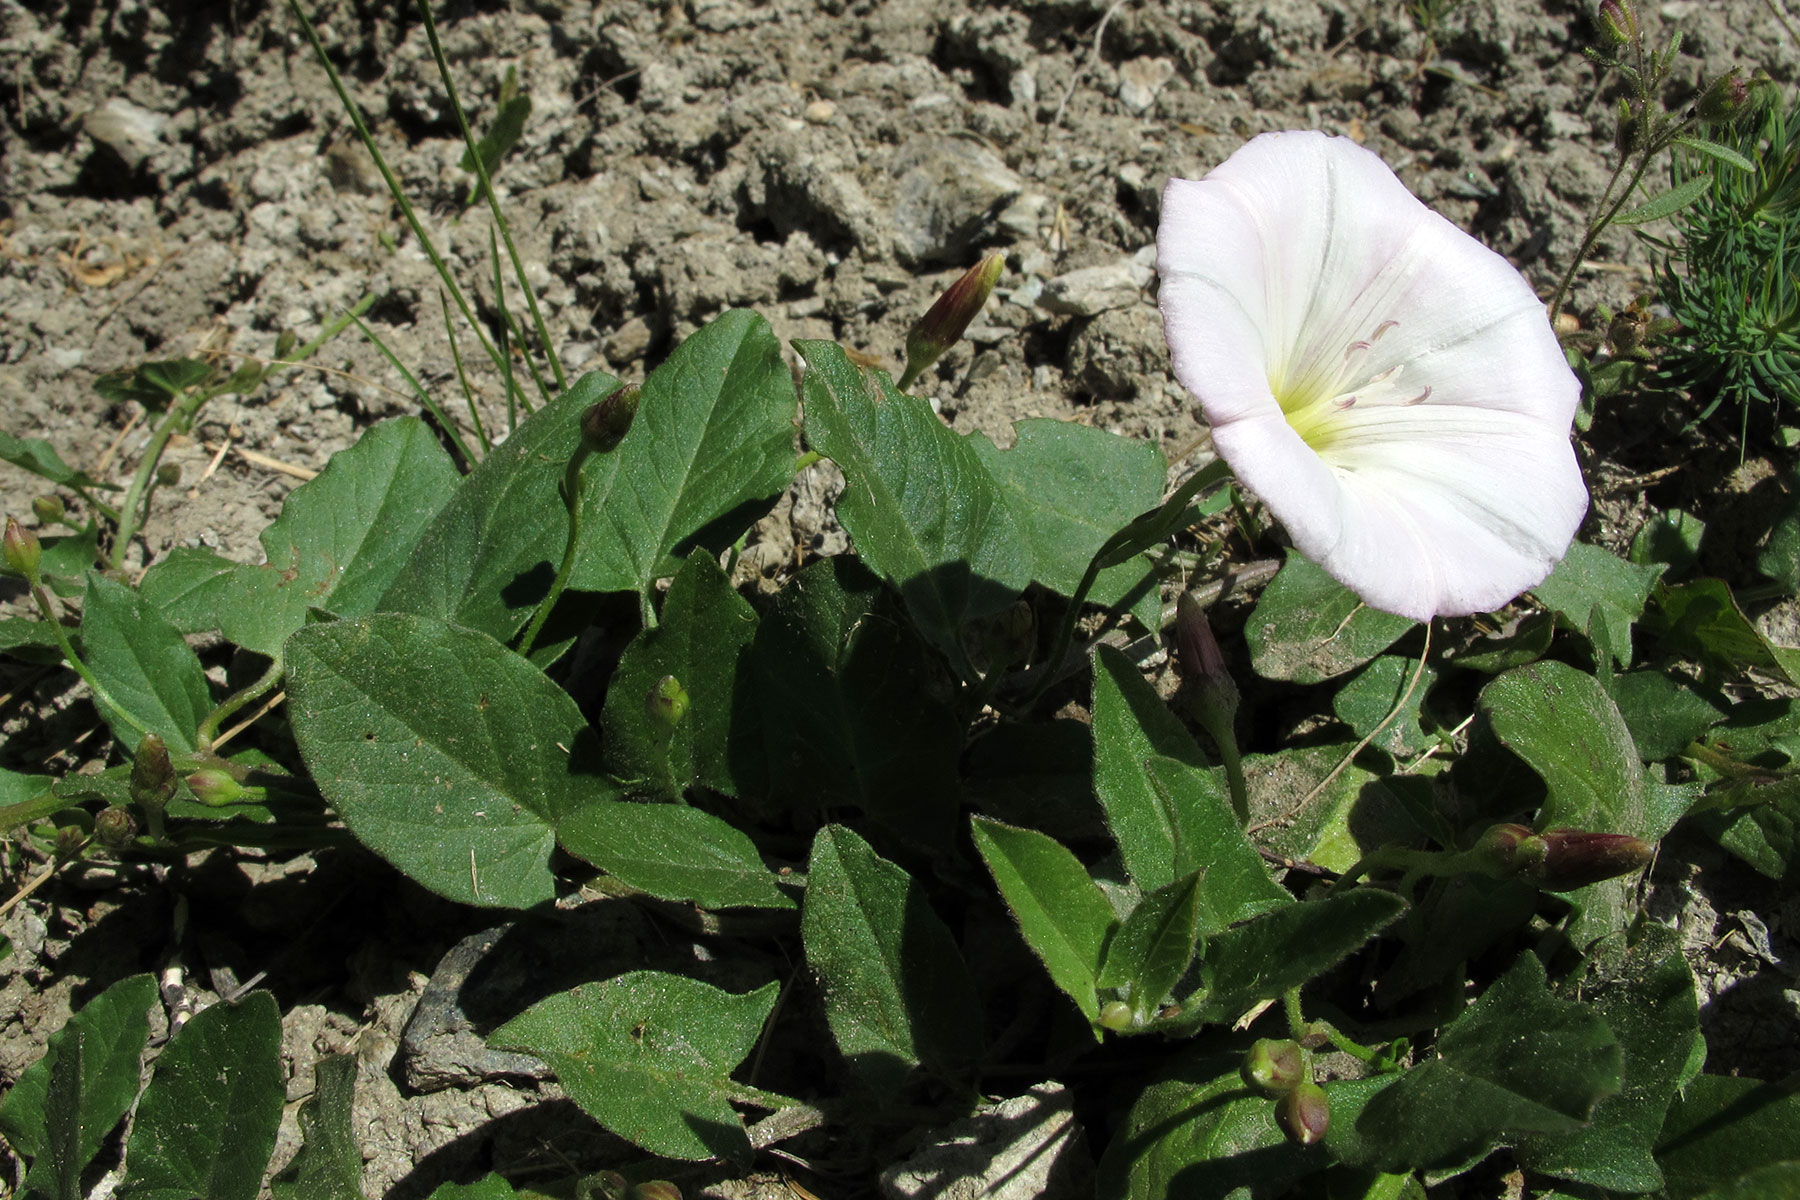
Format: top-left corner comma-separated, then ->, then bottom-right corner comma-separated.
1,0 -> 1798,1195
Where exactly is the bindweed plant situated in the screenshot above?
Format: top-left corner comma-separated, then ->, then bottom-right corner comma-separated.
3,3 -> 1800,1199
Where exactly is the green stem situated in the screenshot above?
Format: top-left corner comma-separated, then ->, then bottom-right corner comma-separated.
1192,702 -> 1248,824
109,386 -> 210,566
518,447 -> 592,657
29,583 -> 152,743
195,656 -> 286,751
420,0 -> 567,396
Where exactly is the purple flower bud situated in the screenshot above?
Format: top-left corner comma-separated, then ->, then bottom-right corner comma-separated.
3,517 -> 41,578
900,253 -> 1004,389
1241,1038 -> 1308,1095
1596,0 -> 1637,46
581,384 -> 640,454
1175,590 -> 1240,721
1275,1081 -> 1330,1145
1519,828 -> 1654,890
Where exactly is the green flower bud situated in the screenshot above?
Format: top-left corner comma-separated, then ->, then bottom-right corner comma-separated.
1098,1000 -> 1134,1031
155,463 -> 181,487
32,495 -> 65,526
275,330 -> 299,360
1468,822 -> 1535,876
129,733 -> 176,807
1613,99 -> 1642,155
581,384 -> 640,454
627,1183 -> 682,1200
54,824 -> 86,860
95,806 -> 138,851
185,767 -> 248,807
645,674 -> 689,733
1697,70 -> 1752,125
901,253 -> 1004,389
3,517 -> 42,578
1596,0 -> 1636,46
1241,1038 -> 1308,1095
1275,1081 -> 1330,1145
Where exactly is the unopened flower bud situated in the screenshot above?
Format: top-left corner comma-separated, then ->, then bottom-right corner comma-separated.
54,824 -> 86,860
1098,1000 -> 1134,1032
1275,1081 -> 1330,1145
900,253 -> 1004,389
1518,829 -> 1654,890
155,463 -> 181,487
581,384 -> 640,454
32,496 -> 65,526
1241,1038 -> 1308,1095
1697,70 -> 1751,125
130,733 -> 175,842
627,1183 -> 682,1200
1607,304 -> 1652,356
1596,0 -> 1636,46
95,806 -> 137,851
1613,99 -> 1642,154
3,518 -> 41,578
185,767 -> 248,807
645,675 -> 689,733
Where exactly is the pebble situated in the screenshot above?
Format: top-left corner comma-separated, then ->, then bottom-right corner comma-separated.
1037,257 -> 1154,317
1117,57 -> 1176,115
891,135 -> 1023,264
880,1082 -> 1090,1200
804,100 -> 836,124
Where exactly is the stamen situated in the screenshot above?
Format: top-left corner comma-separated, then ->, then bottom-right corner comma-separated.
1344,340 -> 1372,359
1335,396 -> 1358,410
1371,320 -> 1399,340
1405,385 -> 1432,405
1368,365 -> 1400,384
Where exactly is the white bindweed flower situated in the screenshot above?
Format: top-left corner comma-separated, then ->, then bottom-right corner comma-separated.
1157,130 -> 1587,621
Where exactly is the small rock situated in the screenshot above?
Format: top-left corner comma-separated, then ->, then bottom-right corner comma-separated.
891,135 -> 1023,264
1009,68 -> 1038,107
804,99 -> 836,124
83,98 -> 166,169
1117,57 -> 1175,114
1037,257 -> 1153,317
605,315 -> 654,364
880,1082 -> 1091,1200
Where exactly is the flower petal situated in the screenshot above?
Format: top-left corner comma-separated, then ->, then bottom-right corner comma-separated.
1157,130 -> 1587,619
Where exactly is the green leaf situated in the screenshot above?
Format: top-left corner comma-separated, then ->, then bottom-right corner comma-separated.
558,801 -> 792,909
1531,542 -> 1663,668
1694,1162 -> 1800,1199
81,573 -> 212,752
1612,670 -> 1728,760
1243,744 -> 1422,875
751,556 -> 962,847
271,1055 -> 367,1200
970,816 -> 1117,1026
600,554 -> 761,801
1615,174 -> 1715,224
118,992 -> 284,1200
0,432 -> 116,490
1672,134 -> 1757,173
801,824 -> 983,1091
797,338 -> 1031,675
1095,1052 -> 1327,1200
286,612 -> 602,908
570,311 -> 797,598
1097,870 -> 1203,1025
158,418 -> 459,657
489,972 -> 780,1163
1447,611 -> 1555,674
1142,757 -> 1291,933
137,546 -> 247,635
1345,955 -> 1621,1173
1757,474 -> 1800,594
1633,508 -> 1706,580
1478,661 -> 1670,838
968,417 -> 1164,599
427,1177 -> 518,1200
1174,890 -> 1407,1029
1700,780 -> 1800,880
1656,1075 -> 1800,1199
1090,644 -> 1209,892
1334,655 -> 1438,756
380,370 -> 621,641
1246,551 -> 1415,683
0,975 -> 157,1198
1649,578 -> 1800,685
1516,938 -> 1702,1193
92,359 -> 212,408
